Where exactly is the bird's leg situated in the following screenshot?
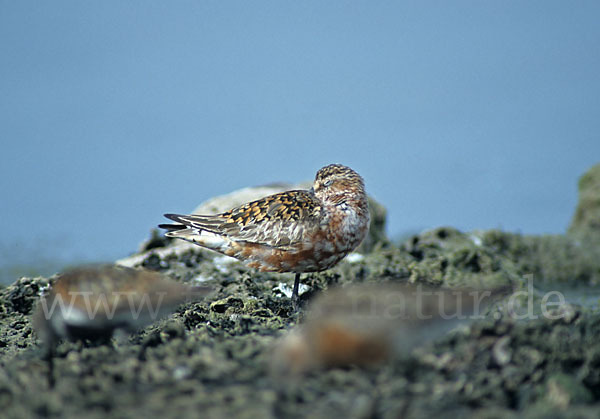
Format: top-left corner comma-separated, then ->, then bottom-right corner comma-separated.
44,345 -> 56,388
292,273 -> 301,310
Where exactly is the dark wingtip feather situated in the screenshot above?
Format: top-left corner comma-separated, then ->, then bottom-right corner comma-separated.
159,214 -> 188,231
158,223 -> 186,231
163,213 -> 185,222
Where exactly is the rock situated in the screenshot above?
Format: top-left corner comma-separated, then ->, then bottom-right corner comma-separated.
0,276 -> 51,315
569,163 -> 600,239
481,230 -> 600,285
492,336 -> 512,366
544,373 -> 593,409
399,227 -> 520,289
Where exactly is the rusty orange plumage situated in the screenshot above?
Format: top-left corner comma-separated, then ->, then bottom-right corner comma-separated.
33,265 -> 208,345
159,164 -> 370,306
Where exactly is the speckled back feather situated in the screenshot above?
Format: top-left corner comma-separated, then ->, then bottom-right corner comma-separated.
162,190 -> 322,248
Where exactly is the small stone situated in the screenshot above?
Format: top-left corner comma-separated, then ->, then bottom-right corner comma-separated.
492,336 -> 512,366
545,373 -> 593,409
210,297 -> 244,313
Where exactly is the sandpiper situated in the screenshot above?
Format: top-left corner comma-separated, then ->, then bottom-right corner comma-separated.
159,164 -> 370,307
33,264 -> 208,348
271,283 -> 497,374
33,264 -> 209,386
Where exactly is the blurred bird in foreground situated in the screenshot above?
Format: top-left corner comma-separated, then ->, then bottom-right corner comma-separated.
33,264 -> 210,384
160,164 -> 370,307
271,283 -> 499,375
33,264 -> 209,346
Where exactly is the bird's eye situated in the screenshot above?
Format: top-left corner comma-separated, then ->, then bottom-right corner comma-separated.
323,179 -> 333,187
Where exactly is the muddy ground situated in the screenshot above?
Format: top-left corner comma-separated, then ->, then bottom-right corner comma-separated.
2,164 -> 600,418
1,224 -> 600,419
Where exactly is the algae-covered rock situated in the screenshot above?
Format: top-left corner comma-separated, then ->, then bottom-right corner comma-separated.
481,230 -> 600,284
399,227 -> 520,289
0,276 -> 51,359
569,163 -> 600,239
543,373 -> 593,409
